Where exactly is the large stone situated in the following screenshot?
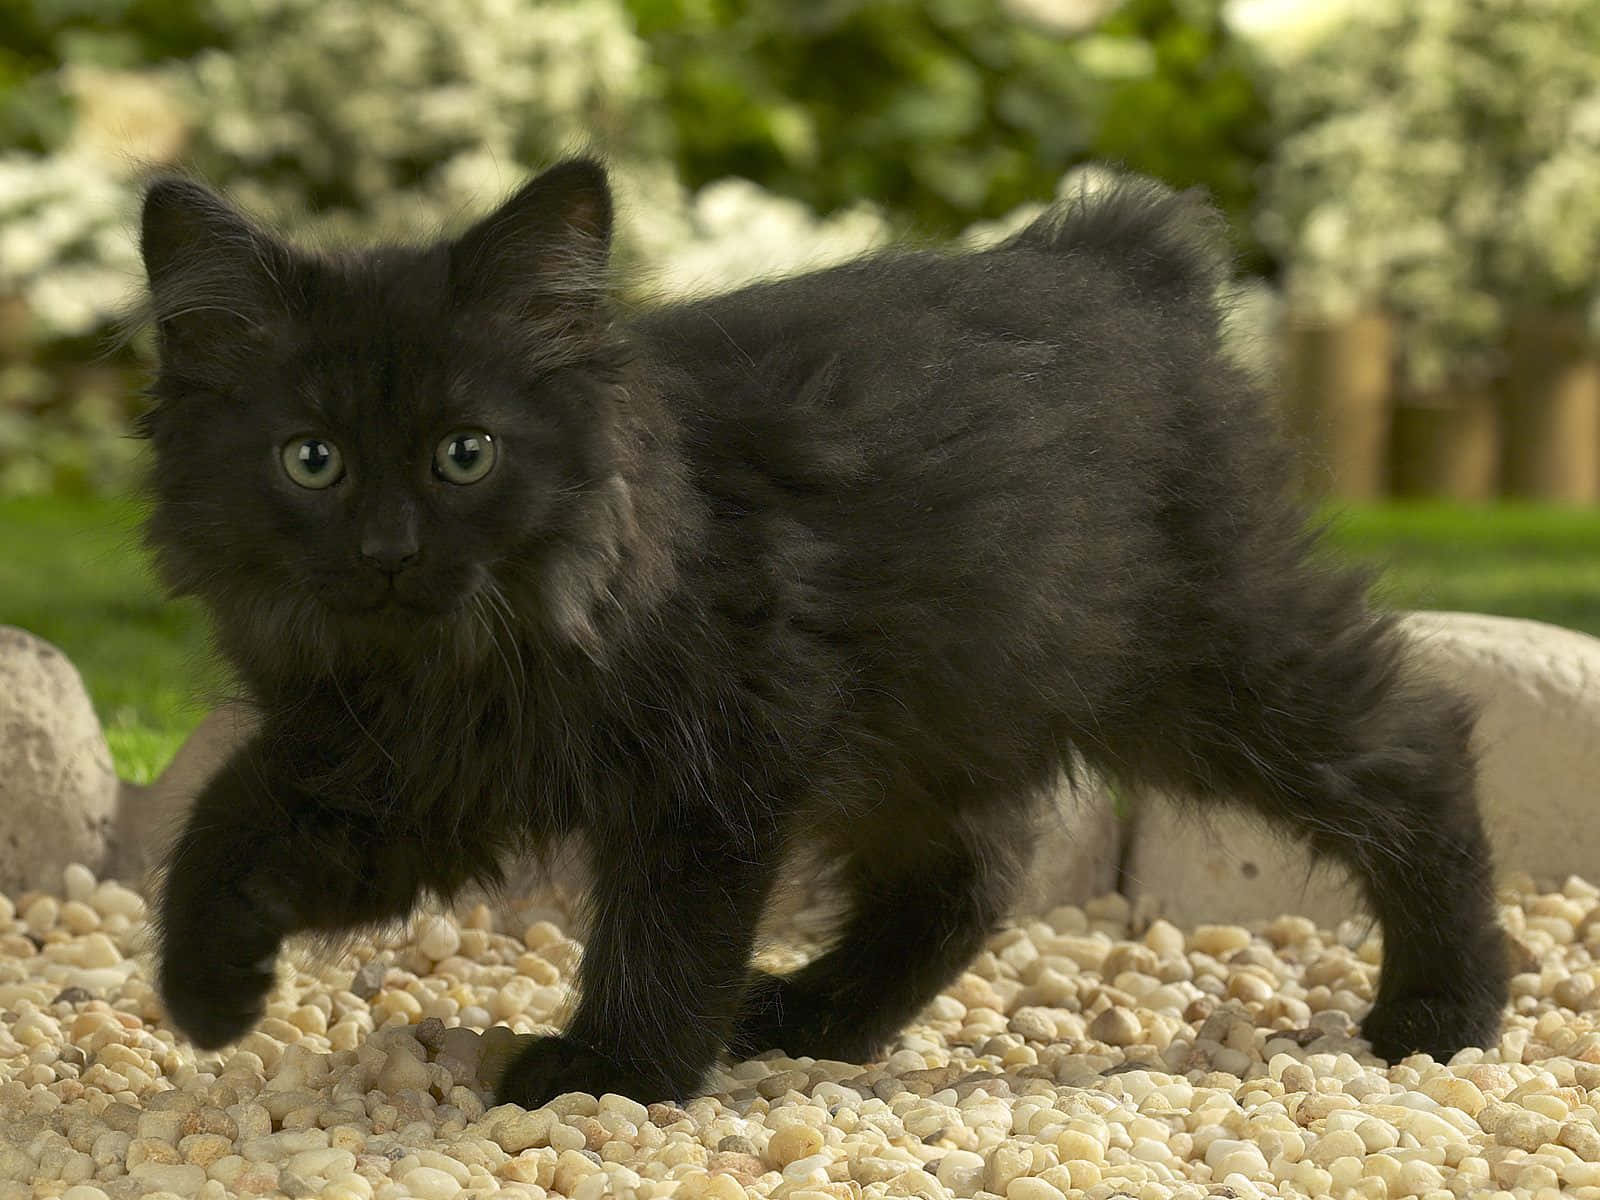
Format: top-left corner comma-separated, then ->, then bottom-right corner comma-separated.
0,626 -> 118,894
1020,782 -> 1123,910
1122,611 -> 1600,927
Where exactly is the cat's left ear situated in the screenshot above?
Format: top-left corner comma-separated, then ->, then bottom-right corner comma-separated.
449,158 -> 613,325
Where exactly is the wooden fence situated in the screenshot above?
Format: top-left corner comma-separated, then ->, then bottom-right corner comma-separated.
1284,313 -> 1600,503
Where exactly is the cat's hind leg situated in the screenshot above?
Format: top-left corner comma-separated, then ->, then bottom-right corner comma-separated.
728,806 -> 1035,1063
1099,592 -> 1507,1062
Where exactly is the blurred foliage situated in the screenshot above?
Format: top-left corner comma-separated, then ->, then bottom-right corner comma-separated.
0,356 -> 146,497
627,0 -> 1270,260
172,0 -> 669,241
0,0 -> 226,151
1088,0 -> 1268,265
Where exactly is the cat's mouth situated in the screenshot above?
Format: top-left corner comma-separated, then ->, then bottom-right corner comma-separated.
357,593 -> 459,620
320,576 -> 463,621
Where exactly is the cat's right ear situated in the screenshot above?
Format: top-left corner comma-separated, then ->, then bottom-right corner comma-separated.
140,177 -> 293,372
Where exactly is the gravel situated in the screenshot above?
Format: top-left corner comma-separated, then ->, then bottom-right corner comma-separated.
3,866 -> 1600,1199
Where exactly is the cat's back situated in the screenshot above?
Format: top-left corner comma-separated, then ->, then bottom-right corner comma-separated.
630,178 -> 1253,539
623,181 -> 1280,739
633,178 -> 1234,446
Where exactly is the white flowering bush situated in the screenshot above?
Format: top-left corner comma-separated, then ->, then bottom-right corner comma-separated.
0,0 -> 895,340
0,147 -> 156,495
0,154 -> 141,340
1240,0 -> 1600,386
0,59 -> 194,339
0,0 -> 903,493
180,0 -> 665,241
626,173 -> 889,300
0,0 -> 659,345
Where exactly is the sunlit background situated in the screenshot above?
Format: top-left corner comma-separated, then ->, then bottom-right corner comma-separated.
2,0 -> 1599,779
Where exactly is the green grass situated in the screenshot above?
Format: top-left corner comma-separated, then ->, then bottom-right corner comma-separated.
0,496 -> 1596,783
0,495 -> 217,784
1330,503 -> 1600,638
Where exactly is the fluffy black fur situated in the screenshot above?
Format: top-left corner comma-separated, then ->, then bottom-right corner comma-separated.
137,159 -> 1507,1105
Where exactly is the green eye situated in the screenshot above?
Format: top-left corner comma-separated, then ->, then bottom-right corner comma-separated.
281,437 -> 343,489
435,429 -> 496,485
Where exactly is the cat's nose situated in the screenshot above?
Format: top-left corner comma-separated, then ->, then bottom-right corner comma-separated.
360,535 -> 419,574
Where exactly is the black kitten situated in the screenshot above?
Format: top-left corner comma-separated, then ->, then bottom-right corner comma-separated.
138,158 -> 1506,1105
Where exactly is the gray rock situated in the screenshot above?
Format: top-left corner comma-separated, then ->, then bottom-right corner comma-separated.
1122,610 -> 1600,927
0,626 -> 118,894
350,959 -> 388,1001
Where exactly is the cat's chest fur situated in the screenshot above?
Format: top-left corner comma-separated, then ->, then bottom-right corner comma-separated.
258,658 -> 572,839
261,618 -> 790,844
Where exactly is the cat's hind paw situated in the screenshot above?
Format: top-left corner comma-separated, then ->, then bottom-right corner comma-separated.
1361,994 -> 1503,1062
495,1035 -> 686,1108
728,972 -> 888,1064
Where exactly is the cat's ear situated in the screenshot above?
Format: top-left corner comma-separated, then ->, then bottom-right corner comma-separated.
140,177 -> 295,372
448,158 -> 613,326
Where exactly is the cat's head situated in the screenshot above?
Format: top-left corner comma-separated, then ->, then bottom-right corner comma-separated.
137,159 -> 653,680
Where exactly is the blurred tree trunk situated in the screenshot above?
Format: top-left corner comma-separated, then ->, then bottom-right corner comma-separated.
1500,314 -> 1599,503
1390,388 -> 1498,500
1284,312 -> 1392,499
0,296 -> 29,363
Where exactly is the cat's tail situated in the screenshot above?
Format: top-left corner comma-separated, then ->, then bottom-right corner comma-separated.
1006,173 -> 1232,300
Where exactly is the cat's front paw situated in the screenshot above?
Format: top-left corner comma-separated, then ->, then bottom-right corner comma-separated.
157,873 -> 282,1049
1362,994 -> 1503,1062
158,953 -> 277,1049
495,1035 -> 685,1107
